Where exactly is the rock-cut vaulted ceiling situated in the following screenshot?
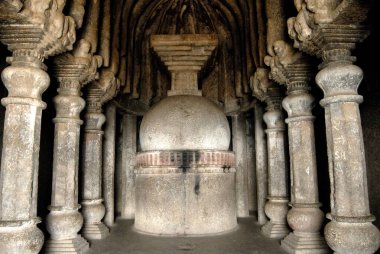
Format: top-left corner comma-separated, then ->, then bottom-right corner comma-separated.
113,0 -> 271,114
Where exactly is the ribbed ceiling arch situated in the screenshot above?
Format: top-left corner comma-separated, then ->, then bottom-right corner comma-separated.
115,0 -> 264,113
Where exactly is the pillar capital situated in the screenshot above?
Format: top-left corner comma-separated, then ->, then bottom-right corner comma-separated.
265,40 -> 315,93
264,40 -> 316,118
0,0 -> 76,65
53,39 -> 103,90
251,68 -> 283,112
288,0 -> 369,64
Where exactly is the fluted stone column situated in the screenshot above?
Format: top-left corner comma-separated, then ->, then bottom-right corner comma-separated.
81,88 -> 109,240
254,102 -> 268,225
252,68 -> 289,239
288,2 -> 380,253
121,114 -> 137,219
0,2 -> 75,253
45,43 -> 102,253
103,103 -> 117,227
232,114 -> 250,218
265,41 -> 328,253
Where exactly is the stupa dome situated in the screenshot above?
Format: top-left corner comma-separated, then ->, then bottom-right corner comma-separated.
139,95 -> 230,151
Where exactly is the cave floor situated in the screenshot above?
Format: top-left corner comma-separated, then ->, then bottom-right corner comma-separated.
88,217 -> 288,254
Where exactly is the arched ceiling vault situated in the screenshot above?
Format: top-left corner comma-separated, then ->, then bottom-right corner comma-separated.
113,0 -> 267,114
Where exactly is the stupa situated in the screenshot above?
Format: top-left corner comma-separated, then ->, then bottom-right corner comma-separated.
134,34 -> 237,236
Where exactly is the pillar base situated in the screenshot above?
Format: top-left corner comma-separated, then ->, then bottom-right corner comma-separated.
0,219 -> 44,254
44,235 -> 89,254
82,222 -> 109,240
281,232 -> 329,254
262,221 -> 289,239
325,219 -> 380,254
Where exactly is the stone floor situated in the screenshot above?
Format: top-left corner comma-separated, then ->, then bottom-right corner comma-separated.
88,217 -> 288,254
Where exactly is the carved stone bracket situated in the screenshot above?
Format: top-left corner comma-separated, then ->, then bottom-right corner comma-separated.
288,0 -> 369,64
0,0 -> 76,64
265,40 -> 314,93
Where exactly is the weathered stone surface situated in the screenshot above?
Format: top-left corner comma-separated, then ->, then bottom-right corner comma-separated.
135,151 -> 237,235
80,64 -> 119,241
0,1 -> 76,252
103,103 -> 116,227
288,1 -> 380,253
121,114 -> 137,219
253,102 -> 268,225
45,36 -> 103,253
135,34 -> 237,236
265,40 -> 328,253
232,114 -> 250,218
246,115 -> 257,214
252,68 -> 290,239
140,95 -> 230,151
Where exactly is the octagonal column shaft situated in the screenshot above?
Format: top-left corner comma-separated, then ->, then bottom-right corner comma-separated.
261,88 -> 290,239
254,103 -> 268,225
246,115 -> 257,214
0,56 -> 46,254
103,103 -> 116,227
280,88 -> 328,254
316,52 -> 380,254
121,114 -> 137,219
232,114 -> 249,218
81,94 -> 109,241
45,79 -> 89,253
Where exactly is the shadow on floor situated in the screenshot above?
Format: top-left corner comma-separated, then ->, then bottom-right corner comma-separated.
88,217 -> 288,254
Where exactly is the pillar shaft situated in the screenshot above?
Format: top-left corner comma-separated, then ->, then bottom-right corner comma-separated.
264,42 -> 329,252
288,3 -> 380,252
316,54 -> 380,254
45,78 -> 89,253
232,114 -> 249,218
81,95 -> 109,240
246,115 -> 257,213
281,88 -> 328,254
0,57 -> 46,253
103,103 -> 116,227
121,114 -> 137,219
261,88 -> 290,239
0,2 -> 76,252
254,103 -> 268,225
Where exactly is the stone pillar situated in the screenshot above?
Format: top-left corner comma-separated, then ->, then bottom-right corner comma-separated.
0,2 -> 75,253
121,114 -> 137,219
265,41 -> 328,253
254,102 -> 268,225
0,52 -> 47,254
80,69 -> 119,240
45,40 -> 102,253
251,68 -> 289,239
81,88 -> 109,240
317,51 -> 380,254
232,114 -> 250,218
246,114 -> 257,214
288,2 -> 380,253
103,103 -> 116,227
